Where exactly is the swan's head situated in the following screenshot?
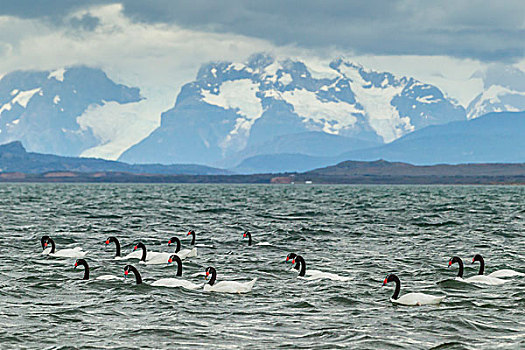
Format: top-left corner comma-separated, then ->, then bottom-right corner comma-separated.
204,266 -> 215,280
187,230 -> 195,236
74,260 -> 79,268
286,253 -> 297,263
124,265 -> 132,278
167,254 -> 179,264
133,242 -> 145,251
448,256 -> 461,267
43,238 -> 51,248
382,274 -> 396,286
243,231 -> 249,238
472,254 -> 483,264
40,235 -> 50,249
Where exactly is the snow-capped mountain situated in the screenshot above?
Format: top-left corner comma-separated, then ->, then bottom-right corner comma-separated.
466,65 -> 525,119
0,66 -> 142,156
120,54 -> 465,165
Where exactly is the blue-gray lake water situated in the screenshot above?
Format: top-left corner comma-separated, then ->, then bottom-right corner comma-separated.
0,184 -> 524,349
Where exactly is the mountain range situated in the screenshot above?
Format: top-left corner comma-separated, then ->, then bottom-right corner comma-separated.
0,141 -> 228,175
119,54 -> 466,166
1,54 -> 524,173
0,66 -> 141,156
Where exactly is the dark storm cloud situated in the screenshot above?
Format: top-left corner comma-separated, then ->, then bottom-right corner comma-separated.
1,0 -> 524,61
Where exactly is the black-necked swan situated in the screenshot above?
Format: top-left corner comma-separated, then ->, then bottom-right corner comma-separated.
168,237 -> 197,260
448,256 -> 506,285
42,237 -> 86,258
187,230 -> 196,245
106,237 -> 142,260
105,236 -> 124,258
132,242 -> 172,264
285,253 -> 300,271
382,274 -> 445,306
123,265 -> 142,285
151,255 -> 201,290
243,231 -> 270,246
472,254 -> 523,278
74,259 -> 119,280
290,255 -> 350,281
243,231 -> 252,246
41,235 -> 51,254
203,266 -> 257,293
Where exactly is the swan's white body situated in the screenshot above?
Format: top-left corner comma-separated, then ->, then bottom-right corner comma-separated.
487,269 -> 524,278
464,275 -> 506,285
204,278 -> 257,294
391,293 -> 445,306
44,247 -> 87,258
151,278 -> 201,290
177,247 -> 197,260
142,248 -> 196,265
142,252 -> 172,265
117,250 -> 142,260
95,275 -> 121,281
302,270 -> 350,282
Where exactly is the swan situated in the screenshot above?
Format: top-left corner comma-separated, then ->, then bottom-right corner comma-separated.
448,256 -> 506,285
291,255 -> 350,281
74,259 -> 120,281
187,230 -> 196,245
124,265 -> 142,285
104,236 -> 127,258
151,255 -> 201,290
42,237 -> 87,258
168,237 -> 197,260
285,253 -> 300,271
472,254 -> 524,278
40,235 -> 51,254
243,231 -> 271,246
243,231 -> 253,246
203,266 -> 257,294
382,274 -> 445,306
132,242 -> 173,265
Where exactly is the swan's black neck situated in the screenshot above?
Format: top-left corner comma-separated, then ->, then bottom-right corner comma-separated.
450,256 -> 464,278
76,259 -> 89,280
125,265 -> 142,284
169,255 -> 182,276
390,275 -> 401,300
206,267 -> 217,286
41,236 -> 50,250
244,231 -> 252,246
136,242 -> 147,262
473,254 -> 485,275
108,237 -> 121,257
188,230 -> 196,245
168,237 -> 181,253
294,255 -> 306,277
46,238 -> 56,254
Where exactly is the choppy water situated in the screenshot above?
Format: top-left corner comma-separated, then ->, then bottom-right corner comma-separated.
0,184 -> 524,349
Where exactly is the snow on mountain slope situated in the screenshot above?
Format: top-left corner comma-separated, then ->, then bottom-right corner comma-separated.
120,53 -> 465,165
466,65 -> 525,119
0,66 -> 142,156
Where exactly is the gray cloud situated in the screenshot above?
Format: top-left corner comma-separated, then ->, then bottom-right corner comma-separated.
69,13 -> 100,31
1,0 -> 524,61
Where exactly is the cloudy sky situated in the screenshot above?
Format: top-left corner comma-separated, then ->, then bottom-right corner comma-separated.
1,1 -> 524,158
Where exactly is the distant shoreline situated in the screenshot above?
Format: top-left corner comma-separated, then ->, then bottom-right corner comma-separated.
0,171 -> 524,185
